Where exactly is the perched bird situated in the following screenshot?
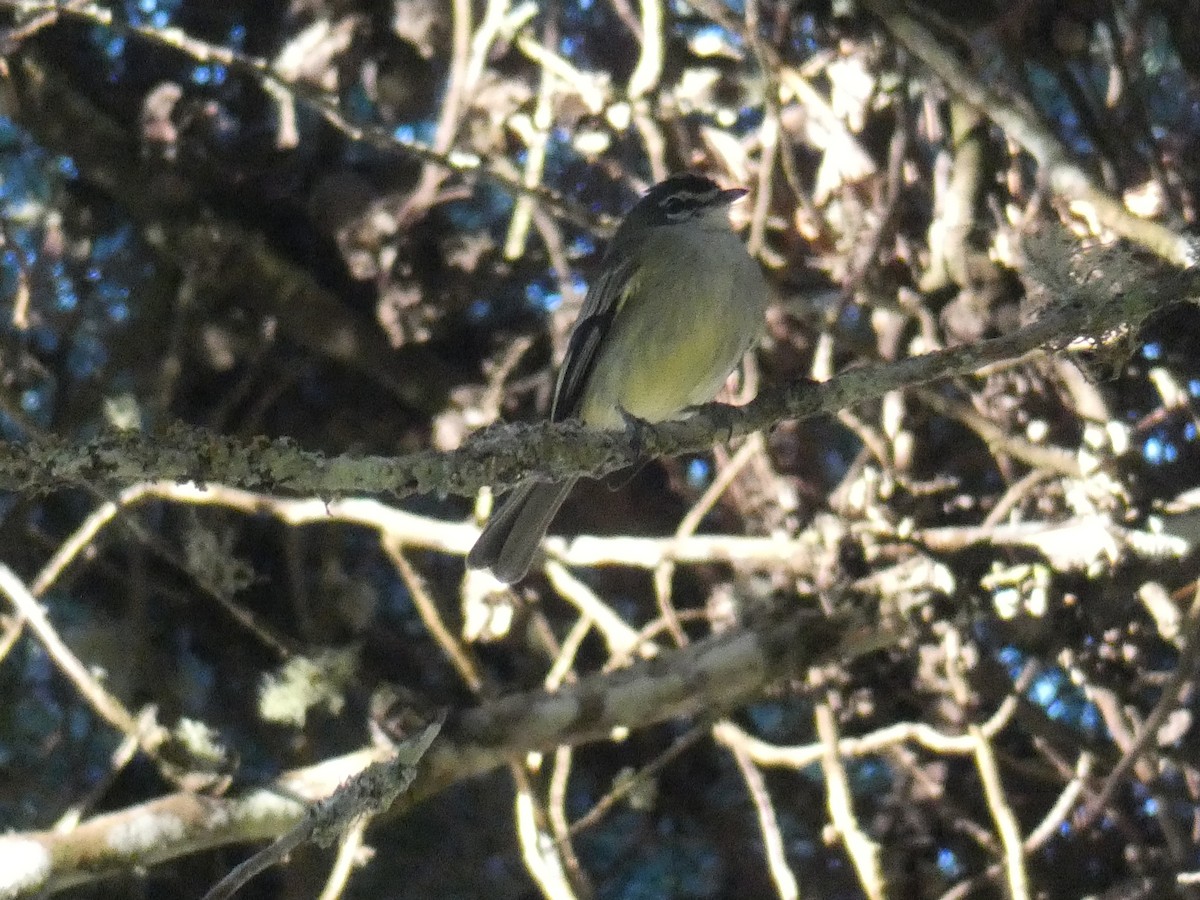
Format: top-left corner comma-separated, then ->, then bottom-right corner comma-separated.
469,173 -> 769,583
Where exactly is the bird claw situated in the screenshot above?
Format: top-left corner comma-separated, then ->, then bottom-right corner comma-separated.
617,405 -> 654,456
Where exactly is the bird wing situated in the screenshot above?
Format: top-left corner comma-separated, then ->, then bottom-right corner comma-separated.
550,254 -> 639,423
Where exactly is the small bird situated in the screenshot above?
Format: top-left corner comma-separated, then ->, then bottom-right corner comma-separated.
468,173 -> 769,583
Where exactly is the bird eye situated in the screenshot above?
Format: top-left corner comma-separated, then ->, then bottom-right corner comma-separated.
661,196 -> 686,215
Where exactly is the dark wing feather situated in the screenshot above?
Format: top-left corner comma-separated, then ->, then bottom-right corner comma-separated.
550,255 -> 638,422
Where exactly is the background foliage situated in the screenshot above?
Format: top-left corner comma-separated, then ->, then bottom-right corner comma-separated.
1,0 -> 1200,898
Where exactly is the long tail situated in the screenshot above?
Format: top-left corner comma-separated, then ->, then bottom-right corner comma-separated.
467,478 -> 577,583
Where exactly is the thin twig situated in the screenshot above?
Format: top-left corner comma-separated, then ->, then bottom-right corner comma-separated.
861,0 -> 1197,267
514,767 -> 579,900
1076,585 -> 1200,829
565,723 -> 709,840
0,565 -> 168,759
970,724 -> 1029,900
815,701 -> 885,900
385,542 -> 484,694
726,722 -> 800,900
316,820 -> 365,900
626,0 -> 663,100
652,433 -> 764,646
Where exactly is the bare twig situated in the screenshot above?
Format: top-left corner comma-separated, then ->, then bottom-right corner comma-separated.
626,0 -> 663,100
970,725 -> 1029,900
565,723 -> 708,840
1076,585 -> 1200,829
385,542 -> 484,693
201,718 -> 442,900
0,0 -> 605,232
316,820 -> 365,900
815,700 -> 885,900
727,723 -> 800,900
861,0 -> 1197,267
514,769 -> 579,900
0,565 -> 169,761
652,433 -> 764,647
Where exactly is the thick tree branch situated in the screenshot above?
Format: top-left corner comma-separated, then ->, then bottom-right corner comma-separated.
0,271 -> 1191,497
0,609 -> 888,898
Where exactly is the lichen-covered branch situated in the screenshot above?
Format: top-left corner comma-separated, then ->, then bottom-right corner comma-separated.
0,263 -> 1193,499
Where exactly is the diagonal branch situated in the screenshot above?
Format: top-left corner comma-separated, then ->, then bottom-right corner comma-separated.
1,265 -> 1193,499
0,609 -> 890,898
861,0 -> 1196,268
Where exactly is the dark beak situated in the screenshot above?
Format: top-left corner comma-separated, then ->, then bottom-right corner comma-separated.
718,187 -> 749,205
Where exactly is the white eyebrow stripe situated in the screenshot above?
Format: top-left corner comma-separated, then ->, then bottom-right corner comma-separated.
659,188 -> 719,205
